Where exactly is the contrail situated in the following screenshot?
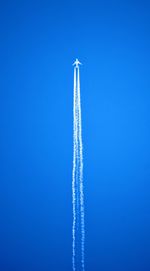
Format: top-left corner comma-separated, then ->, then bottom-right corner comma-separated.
72,66 -> 77,271
72,59 -> 85,271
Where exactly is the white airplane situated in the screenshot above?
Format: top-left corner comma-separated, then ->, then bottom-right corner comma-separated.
73,58 -> 82,67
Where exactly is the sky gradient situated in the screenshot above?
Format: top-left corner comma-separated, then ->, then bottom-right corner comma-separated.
0,0 -> 150,270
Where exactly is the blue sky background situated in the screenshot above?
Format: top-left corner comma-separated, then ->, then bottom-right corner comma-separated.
0,0 -> 150,270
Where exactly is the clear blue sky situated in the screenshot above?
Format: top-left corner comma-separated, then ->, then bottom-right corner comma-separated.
0,0 -> 150,270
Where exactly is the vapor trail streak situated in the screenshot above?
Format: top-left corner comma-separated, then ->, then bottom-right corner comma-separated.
72,65 -> 85,271
77,67 -> 85,271
72,67 -> 77,271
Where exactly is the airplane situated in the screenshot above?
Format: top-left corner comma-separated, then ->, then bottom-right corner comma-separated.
73,58 -> 82,67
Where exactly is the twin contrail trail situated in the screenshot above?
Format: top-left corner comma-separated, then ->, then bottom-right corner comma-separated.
72,59 -> 85,271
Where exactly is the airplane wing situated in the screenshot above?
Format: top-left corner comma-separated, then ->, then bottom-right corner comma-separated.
72,59 -> 82,66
